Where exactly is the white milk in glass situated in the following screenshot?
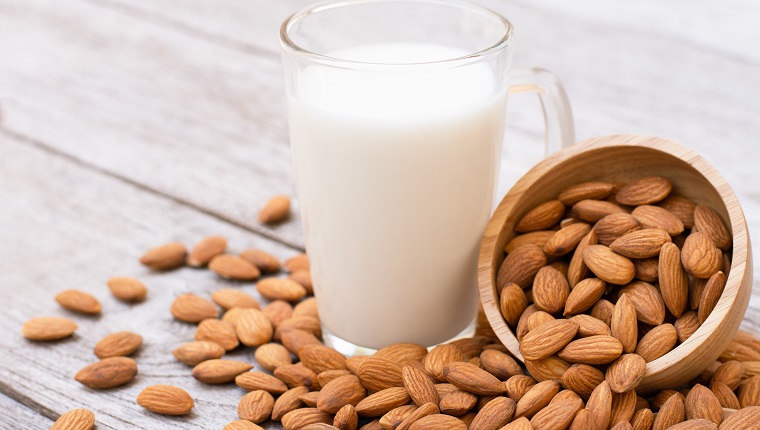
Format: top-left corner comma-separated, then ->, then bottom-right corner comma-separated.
288,43 -> 508,349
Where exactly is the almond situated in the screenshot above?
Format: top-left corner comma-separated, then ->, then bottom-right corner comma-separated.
480,349 -> 523,381
235,308 -> 273,346
170,294 -> 219,323
281,408 -> 333,430
568,229 -> 597,287
739,376 -> 760,407
192,359 -> 252,384
209,254 -> 261,280
402,365 -> 438,407
211,288 -> 260,310
107,277 -> 147,302
619,281 -> 666,326
611,294 -> 638,353
293,297 -> 319,319
711,382 -> 740,409
300,344 -> 348,374
22,317 -> 77,341
235,371 -> 288,394
594,213 -> 642,246
610,228 -> 672,259
334,404 -> 358,430
356,357 -> 404,392
698,271 -> 727,324
658,195 -> 696,229
582,245 -> 636,285
516,305 -> 539,341
659,242 -> 689,317
424,344 -> 465,381
558,335 -> 623,365
526,311 -> 556,333
50,409 -> 95,430
544,222 -> 591,256
559,181 -> 615,206
520,319 -> 579,361
569,314 -> 610,338
573,199 -> 627,223
275,363 -> 319,390
409,414 -> 467,430
568,409 -> 593,430
237,390 -> 275,423
587,381 -> 613,430
254,342 -> 292,372
257,278 -> 307,302
693,205 -> 731,250
591,299 -> 615,326
561,364 -> 605,399
284,253 -> 310,272
682,232 -> 722,279
530,398 -> 584,430
259,194 -> 291,224
616,176 -> 672,205
675,311 -> 700,342
532,265 -> 570,314
524,355 -> 571,382
55,289 -> 102,315
172,340 -> 225,366
502,375 -> 536,403
652,392 -> 685,430
290,270 -> 314,295
685,384 -> 723,425
281,329 -> 322,356
139,242 -> 186,270
718,405 -> 760,429
379,405 -> 417,429
606,354 -> 646,393
469,396 -> 515,430
502,417 -> 532,430
353,387 -> 409,417
300,390 -> 321,408
632,205 -> 684,236
500,283 -> 528,327
195,318 -> 239,351
240,249 -> 281,273
652,390 -> 679,411
497,244 -> 547,290
690,277 -> 708,310
635,323 -> 677,363
610,389 -> 637,426
318,370 -> 353,387
515,380 -> 561,419
395,402 -> 439,430
136,385 -> 194,415
515,200 -> 566,232
670,419 -> 720,430
272,386 -> 310,421
505,231 -> 556,254
75,357 -> 137,389
225,420 -> 265,430
94,331 -> 142,358
275,316 -> 322,341
187,235 -> 227,267
442,362 -> 507,395
631,408 -> 654,430
633,258 -> 659,282
263,300 -> 294,329
564,278 -> 606,315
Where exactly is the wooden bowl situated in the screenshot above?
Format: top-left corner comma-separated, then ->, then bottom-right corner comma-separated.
478,134 -> 753,393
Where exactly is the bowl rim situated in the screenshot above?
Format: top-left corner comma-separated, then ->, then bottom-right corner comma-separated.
478,134 -> 752,391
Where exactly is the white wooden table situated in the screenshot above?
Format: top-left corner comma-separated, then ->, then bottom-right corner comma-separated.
1,0 -> 759,428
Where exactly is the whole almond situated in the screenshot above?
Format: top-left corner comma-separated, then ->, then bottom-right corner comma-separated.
559,181 -> 615,206
293,297 -> 319,319
530,398 -> 584,430
505,231 -> 556,254
94,331 -> 142,358
558,335 -> 623,365
619,281 -> 666,326
283,253 -> 310,273
568,229 -> 597,287
682,232 -> 722,279
611,294 -> 638,353
275,364 -> 319,390
355,387 -> 411,417
300,390 -> 321,408
659,242 -> 689,317
632,205 -> 684,236
379,405 -> 417,429
690,276 -> 708,310
281,329 -> 322,356
238,390 -> 275,423
718,405 -> 760,429
282,408 -> 333,430
591,299 -> 615,326
497,244 -> 547,290
334,404 -> 358,430
402,365 -> 438,407
594,213 -> 642,246
515,200 -> 566,232
51,409 -> 95,430
526,311 -> 555,333
699,271 -> 727,324
192,359 -> 252,384
711,382 -> 740,409
739,376 -> 760,407
140,242 -> 186,270
300,344 -> 348,374
480,349 -> 523,381
520,319 -> 579,361
75,357 -> 137,389
610,389 -> 637,426
290,271 -> 314,295
319,370 -> 353,387
616,176 -> 672,205
187,235 -> 227,267
635,323 -> 677,363
693,205 -> 731,250
272,386 -> 310,421
532,265 -> 570,314
136,385 -> 194,415
610,228 -> 672,259
274,316 -> 322,340
502,417 -> 532,430
235,308 -> 273,347
259,195 -> 291,224
195,318 -> 239,351
562,364 -> 605,399
469,396 -> 515,430
564,277 -> 606,315
587,381 -> 613,430
442,362 -> 507,395
583,245 -> 636,285
55,290 -> 101,315
606,354 -> 646,393
569,409 -> 593,430
569,314 -> 611,337
170,294 -> 219,323
209,254 -> 261,281
356,358 -> 405,392
668,419 -> 719,430
675,311 -> 700,342
515,380 -> 561,419
395,402 -> 439,430
254,342 -> 292,372
652,392 -> 685,430
544,222 -> 591,256
222,307 -> 245,327
409,414 -> 467,430
375,343 -> 428,365
424,344 -> 465,381
633,258 -> 659,282
211,288 -> 260,310
240,249 -> 281,273
172,340 -> 225,366
685,384 -> 723,425
235,371 -> 288,394
263,300 -> 294,329
22,317 -> 77,341
504,375 -> 537,402
573,199 -> 626,223
631,408 -> 654,430
658,195 -> 697,229
516,305 -> 539,341
107,277 -> 148,302
500,283 -> 528,327
524,355 -> 571,382
257,278 -> 307,302
225,420 -> 265,430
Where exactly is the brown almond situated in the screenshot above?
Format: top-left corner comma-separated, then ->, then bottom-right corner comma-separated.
685,384 -> 723,425
559,181 -> 615,206
501,417 -> 532,430
619,281 -> 666,326
409,414 -> 467,430
515,200 -> 566,232
94,331 -> 142,358
594,213 -> 642,246
587,381 -> 613,430
424,343 -> 465,381
334,404 -> 358,430
136,385 -> 194,415
469,396 -> 515,430
658,195 -> 697,229
668,419 -> 718,430
583,245 -> 636,285
632,205 -> 684,236
652,392 -> 685,430
140,242 -> 186,270
263,300 -> 294,329
275,364 -> 319,390
631,408 -> 654,430
107,277 -> 147,302
282,408 -> 333,430
379,405 -> 417,429
238,390 -> 275,423
195,318 -> 239,351
75,357 -> 137,389
225,420 -> 265,430
240,249 -> 281,273
561,363 -> 605,399
718,405 -> 760,429
532,265 -> 570,314
610,389 -> 637,426
300,389 -> 322,407
739,376 -> 760,407
611,294 -> 638,353
564,278 -> 606,316
222,307 -> 246,327
711,382 -> 740,409
610,228 -> 672,259
402,365 -> 438,407
558,335 -> 624,365
698,271 -> 727,324
395,402 -> 439,430
259,194 -> 290,224
257,278 -> 307,302
526,311 -> 555,333
317,375 -> 366,414
172,340 -> 225,366
272,386 -> 310,421
675,311 -> 700,342
573,199 -> 626,223
357,357 -> 404,392
192,359 -> 252,384
55,290 -> 101,315
290,270 -> 314,295
568,408 -> 593,430
283,253 -> 310,272
515,379 -> 561,419
170,294 -> 219,323
503,375 -> 537,403
682,232 -> 723,279
187,235 -> 227,267
235,308 -> 273,346
530,398 -> 584,430
480,349 -> 523,381
497,244 -> 547,290
319,370 -> 353,387
235,371 -> 288,394
635,323 -> 677,363
442,362 -> 506,396
606,354 -> 646,393
254,342 -> 293,372
633,258 -> 659,282
300,344 -> 348,374
293,297 -> 319,319
524,355 -> 571,382
591,299 -> 615,326
355,387 -> 410,417
544,222 -> 591,256
211,288 -> 260,310
520,319 -> 579,361
22,317 -> 77,341
282,329 -> 322,356
616,176 -> 672,205
374,343 -> 427,366
505,231 -> 556,254
568,229 -> 597,287
51,408 -> 95,430
209,254 -> 261,281
500,283 -> 528,327
690,277 -> 708,310
652,390 -> 679,411
275,316 -> 322,340
569,314 -> 611,337
659,242 -> 689,317
693,205 -> 731,250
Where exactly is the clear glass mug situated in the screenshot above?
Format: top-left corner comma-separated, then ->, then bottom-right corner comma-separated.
280,0 -> 574,354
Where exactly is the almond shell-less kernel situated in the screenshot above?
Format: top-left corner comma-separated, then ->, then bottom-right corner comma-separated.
136,384 -> 194,415
94,331 -> 142,358
172,340 -> 225,366
107,277 -> 147,302
75,357 -> 137,389
22,317 -> 77,341
140,242 -> 186,270
55,289 -> 102,315
50,408 -> 95,430
497,244 -> 547,290
187,235 -> 227,267
209,254 -> 260,281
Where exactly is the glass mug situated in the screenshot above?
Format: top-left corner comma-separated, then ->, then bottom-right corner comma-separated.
280,0 -> 574,354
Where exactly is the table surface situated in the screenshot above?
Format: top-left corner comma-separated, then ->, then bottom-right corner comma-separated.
1,0 -> 759,428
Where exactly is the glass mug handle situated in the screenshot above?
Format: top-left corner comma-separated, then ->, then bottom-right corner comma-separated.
508,67 -> 576,154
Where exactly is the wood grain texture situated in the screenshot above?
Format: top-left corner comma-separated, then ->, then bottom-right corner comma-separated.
0,392 -> 53,429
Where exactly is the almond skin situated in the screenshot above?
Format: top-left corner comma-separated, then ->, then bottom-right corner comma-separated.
532,265 -> 570,314
561,364 -> 605,399
254,343 -> 293,372
564,278 -> 606,315
170,294 -> 219,323
658,195 -> 697,229
631,205 -> 684,236
75,357 -> 137,389
107,277 -> 147,302
225,420 -> 265,430
693,205 -> 731,250
137,384 -> 194,415
610,389 -> 637,427
424,344 -> 465,381
606,354 -> 646,393
500,283 -> 528,327
504,375 -> 537,402
409,414 -> 467,430
402,365 -> 439,407
211,288 -> 260,310
635,323 -> 677,363
187,235 -> 227,267
515,380 -> 561,418
611,294 -> 638,353
582,245 -> 636,285
619,281 -> 666,326
94,331 -> 142,358
55,289 -> 102,315
515,200 -> 566,232
238,390 -> 275,423
442,362 -> 507,396
240,249 -> 281,273
22,317 -> 77,341
685,384 -> 723,425
281,329 -> 322,356
594,213 -> 642,246
469,396 -> 515,430
140,242 -> 186,270
263,300 -> 294,329
543,222 -> 591,256
257,278 -> 307,302
739,375 -> 760,407
659,242 -> 689,317
235,371 -> 288,394
209,254 -> 261,281
235,308 -> 273,347
652,392 -> 685,430
568,229 -> 597,287
281,408 -> 333,430
524,355 -> 571,382
675,311 -> 700,342
497,244 -> 547,290
501,417 -> 533,430
573,199 -> 626,223
334,404 -> 358,430
569,314 -> 611,337
480,349 -> 523,381
559,181 -> 615,206
558,335 -> 623,365
616,176 -> 672,205
195,318 -> 239,351
698,271 -> 727,324
631,408 -> 654,430
259,195 -> 291,224
530,398 -> 584,430
719,405 -> 760,429
51,409 -> 95,430
272,386 -> 310,421
633,258 -> 659,282
710,382 -> 740,409
610,228 -> 672,259
505,231 -> 556,254
172,340 -> 225,366
587,381 -> 613,430
299,344 -> 348,374
192,359 -> 252,384
354,387 -> 410,417
356,358 -> 404,392
395,402 -> 439,430
520,319 -> 579,361
681,232 -> 722,279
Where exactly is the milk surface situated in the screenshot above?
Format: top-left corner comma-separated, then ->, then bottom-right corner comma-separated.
288,43 -> 508,349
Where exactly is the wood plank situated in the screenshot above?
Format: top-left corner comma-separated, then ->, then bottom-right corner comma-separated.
0,131 -> 293,428
0,392 -> 53,429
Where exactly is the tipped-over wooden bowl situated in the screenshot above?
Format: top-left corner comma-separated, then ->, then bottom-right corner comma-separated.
478,134 -> 752,393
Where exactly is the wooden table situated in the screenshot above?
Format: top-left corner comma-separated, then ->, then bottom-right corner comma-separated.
1,0 -> 758,428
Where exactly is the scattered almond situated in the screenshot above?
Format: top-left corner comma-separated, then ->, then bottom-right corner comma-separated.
55,289 -> 101,315
136,384 -> 194,415
107,277 -> 147,302
75,357 -> 137,389
238,390 -> 275,423
140,242 -> 186,271
22,317 -> 77,341
195,318 -> 239,351
257,278 -> 307,302
172,340 -> 225,366
211,288 -> 260,310
240,249 -> 281,273
51,409 -> 95,430
192,359 -> 252,384
187,236 -> 227,267
259,195 -> 291,224
170,293 -> 219,323
209,254 -> 261,280
94,331 -> 142,358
